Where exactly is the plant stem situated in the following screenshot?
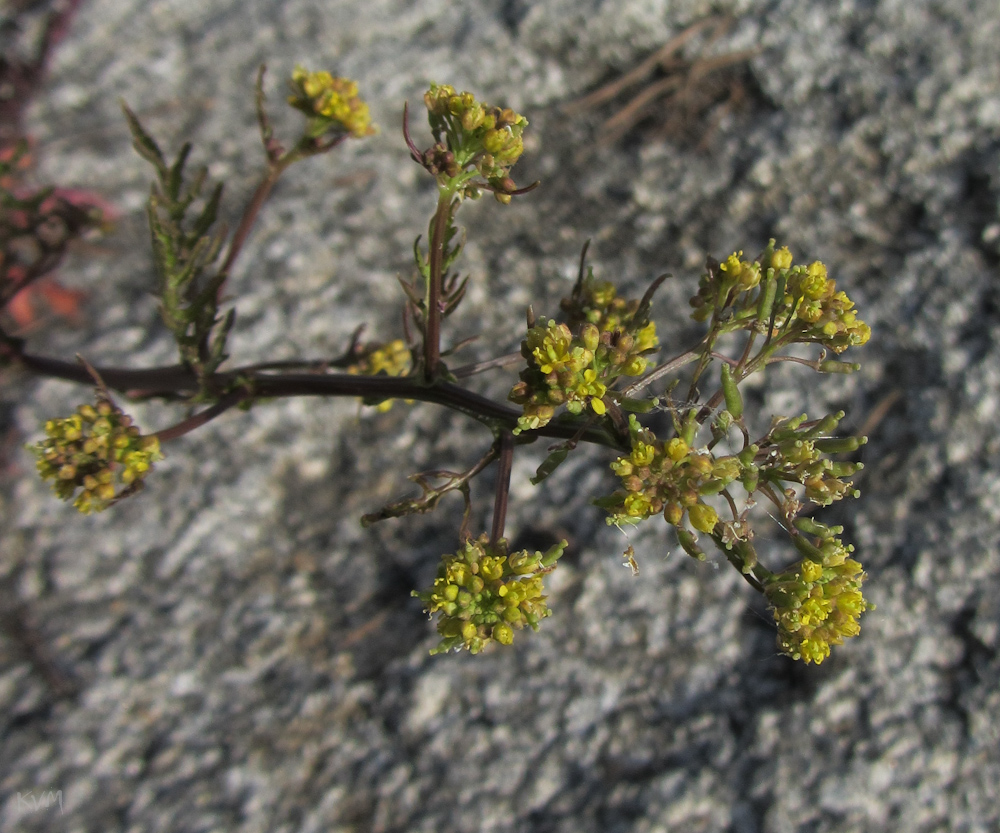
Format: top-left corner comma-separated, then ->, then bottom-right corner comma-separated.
13,350 -> 629,450
152,390 -> 247,442
424,192 -> 452,380
451,351 -> 524,378
490,431 -> 514,544
219,158 -> 290,279
619,347 -> 702,398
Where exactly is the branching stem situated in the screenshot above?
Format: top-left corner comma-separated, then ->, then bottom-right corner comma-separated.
490,431 -> 514,544
152,390 -> 247,442
13,350 -> 628,450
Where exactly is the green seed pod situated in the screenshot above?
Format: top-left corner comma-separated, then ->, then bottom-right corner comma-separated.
756,270 -> 778,326
802,411 -> 845,439
738,444 -> 759,468
791,533 -> 824,561
814,436 -> 867,454
720,363 -> 744,419
729,537 -> 758,574
793,517 -> 842,539
541,540 -> 568,567
681,408 -> 698,447
769,414 -> 809,442
620,397 -> 656,414
676,528 -> 707,561
818,360 -> 861,373
698,478 -> 729,495
759,239 -> 776,267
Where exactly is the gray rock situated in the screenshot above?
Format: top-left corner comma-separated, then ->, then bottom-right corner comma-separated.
3,0 -> 999,831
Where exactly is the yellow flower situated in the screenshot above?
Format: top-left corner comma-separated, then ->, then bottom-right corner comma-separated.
771,247 -> 793,270
288,67 -> 377,138
413,535 -> 567,654
764,540 -> 871,664
688,502 -> 719,534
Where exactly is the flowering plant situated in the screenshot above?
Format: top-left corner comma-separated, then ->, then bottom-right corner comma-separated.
4,69 -> 872,664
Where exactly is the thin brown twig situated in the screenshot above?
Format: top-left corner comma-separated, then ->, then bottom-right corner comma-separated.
564,16 -> 723,114
490,431 -> 514,544
451,351 -> 523,378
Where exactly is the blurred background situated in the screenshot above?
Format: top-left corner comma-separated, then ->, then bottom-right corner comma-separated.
2,1 -> 999,830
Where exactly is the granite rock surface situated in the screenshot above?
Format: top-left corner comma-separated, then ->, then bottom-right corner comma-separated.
2,1 -> 999,831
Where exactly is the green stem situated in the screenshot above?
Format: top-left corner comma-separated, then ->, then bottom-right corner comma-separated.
424,191 -> 453,380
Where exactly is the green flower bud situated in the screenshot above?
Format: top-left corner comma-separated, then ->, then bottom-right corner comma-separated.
493,622 -> 514,645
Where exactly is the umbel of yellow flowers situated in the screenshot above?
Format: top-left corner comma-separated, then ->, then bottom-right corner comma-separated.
28,394 -> 163,514
287,67 -> 377,139
413,534 -> 567,654
764,534 -> 871,664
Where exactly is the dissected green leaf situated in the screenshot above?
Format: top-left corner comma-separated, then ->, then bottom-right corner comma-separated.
121,101 -> 167,175
530,445 -> 570,485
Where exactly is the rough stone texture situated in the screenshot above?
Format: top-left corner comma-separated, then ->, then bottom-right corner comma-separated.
2,0 -> 999,831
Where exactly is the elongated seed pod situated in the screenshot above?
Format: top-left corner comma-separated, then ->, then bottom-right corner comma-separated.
757,270 -> 778,326
819,360 -> 860,373
814,436 -> 867,454
720,362 -> 744,419
793,517 -> 842,538
676,528 -> 707,561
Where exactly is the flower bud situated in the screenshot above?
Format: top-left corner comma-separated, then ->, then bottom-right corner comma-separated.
492,622 -> 514,645
688,503 -> 719,533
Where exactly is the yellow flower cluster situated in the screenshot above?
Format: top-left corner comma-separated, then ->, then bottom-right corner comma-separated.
509,278 -> 658,434
509,320 -> 606,432
561,272 -> 646,333
347,339 -> 412,412
422,83 -> 527,202
718,250 -> 762,291
29,396 -> 163,513
764,535 -> 871,664
763,412 -> 865,507
598,415 -> 738,532
688,242 -> 869,356
348,339 -> 411,377
287,67 -> 376,139
413,534 -> 567,654
775,256 -> 871,354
